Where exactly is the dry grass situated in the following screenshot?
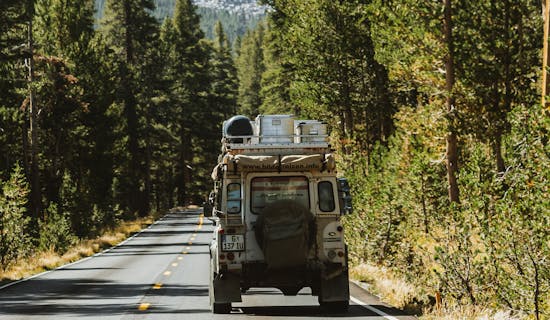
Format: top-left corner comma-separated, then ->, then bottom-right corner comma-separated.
0,215 -> 156,283
423,305 -> 523,320
350,262 -> 525,320
350,263 -> 418,309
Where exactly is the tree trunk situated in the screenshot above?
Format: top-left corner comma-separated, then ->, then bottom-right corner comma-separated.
21,121 -> 30,181
122,1 -> 141,215
177,128 -> 189,206
142,120 -> 152,216
492,131 -> 506,173
443,0 -> 460,203
27,16 -> 42,224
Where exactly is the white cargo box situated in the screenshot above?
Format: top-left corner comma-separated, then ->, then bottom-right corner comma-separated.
295,120 -> 328,143
256,115 -> 294,144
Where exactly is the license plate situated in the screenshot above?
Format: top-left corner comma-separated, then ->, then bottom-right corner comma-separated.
222,234 -> 245,251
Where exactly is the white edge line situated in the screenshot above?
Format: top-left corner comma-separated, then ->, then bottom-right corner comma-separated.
0,214 -> 167,291
350,296 -> 401,320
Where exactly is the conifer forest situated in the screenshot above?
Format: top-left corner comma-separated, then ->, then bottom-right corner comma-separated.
0,0 -> 548,318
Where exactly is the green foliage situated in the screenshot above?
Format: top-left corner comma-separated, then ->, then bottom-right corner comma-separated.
0,165 -> 31,270
259,21 -> 293,115
35,0 -> 95,59
343,102 -> 548,316
211,21 -> 238,119
0,0 -> 547,317
487,106 -> 549,316
158,0 -> 220,205
263,0 -> 394,149
1,0 -> 238,264
329,0 -> 546,316
235,23 -> 265,117
100,0 -> 160,216
0,0 -> 29,182
39,203 -> 77,253
198,7 -> 264,45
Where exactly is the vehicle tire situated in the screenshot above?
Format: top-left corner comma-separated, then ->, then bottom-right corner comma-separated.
212,302 -> 232,314
319,300 -> 349,313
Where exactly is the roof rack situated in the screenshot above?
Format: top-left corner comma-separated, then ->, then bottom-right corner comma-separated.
222,134 -> 331,156
221,115 -> 332,155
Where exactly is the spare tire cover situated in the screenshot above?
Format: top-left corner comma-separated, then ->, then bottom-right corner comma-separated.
224,115 -> 253,143
255,200 -> 313,269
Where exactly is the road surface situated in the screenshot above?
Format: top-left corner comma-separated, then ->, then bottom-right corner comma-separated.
0,209 -> 416,320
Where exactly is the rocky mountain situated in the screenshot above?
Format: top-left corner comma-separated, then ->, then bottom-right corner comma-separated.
94,0 -> 266,44
95,0 -> 266,19
194,0 -> 267,15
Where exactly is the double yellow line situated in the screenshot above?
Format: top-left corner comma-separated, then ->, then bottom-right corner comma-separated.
138,213 -> 204,312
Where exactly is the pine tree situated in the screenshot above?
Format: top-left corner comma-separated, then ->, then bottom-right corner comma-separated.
454,0 -> 541,173
236,23 -> 265,117
100,0 -> 159,216
0,165 -> 31,269
259,21 -> 293,115
211,21 -> 238,119
32,0 -> 95,218
34,0 -> 95,59
0,0 -> 30,182
263,0 -> 394,150
161,0 -> 212,205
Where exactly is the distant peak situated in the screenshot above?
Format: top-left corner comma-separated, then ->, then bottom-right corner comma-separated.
193,0 -> 267,15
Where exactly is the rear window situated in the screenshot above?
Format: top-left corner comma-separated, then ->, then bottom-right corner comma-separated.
251,176 -> 309,214
318,181 -> 335,212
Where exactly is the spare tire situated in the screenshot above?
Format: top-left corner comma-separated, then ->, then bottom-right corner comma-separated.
224,115 -> 253,143
255,200 -> 313,269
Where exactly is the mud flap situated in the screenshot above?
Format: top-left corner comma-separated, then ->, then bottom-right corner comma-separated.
211,272 -> 242,304
319,270 -> 350,302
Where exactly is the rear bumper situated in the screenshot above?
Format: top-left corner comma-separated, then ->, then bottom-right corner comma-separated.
238,261 -> 347,292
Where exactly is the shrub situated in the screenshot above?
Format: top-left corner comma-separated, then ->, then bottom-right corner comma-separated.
38,203 -> 77,253
0,165 -> 32,270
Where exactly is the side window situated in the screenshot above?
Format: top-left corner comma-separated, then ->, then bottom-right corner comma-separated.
227,183 -> 241,214
318,181 -> 335,212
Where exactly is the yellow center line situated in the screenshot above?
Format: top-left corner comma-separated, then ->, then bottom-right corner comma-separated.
153,283 -> 162,290
188,241 -> 193,245
182,251 -> 188,254
186,246 -> 191,250
171,262 -> 178,267
178,256 -> 183,260
198,215 -> 203,229
138,303 -> 150,311
163,270 -> 171,276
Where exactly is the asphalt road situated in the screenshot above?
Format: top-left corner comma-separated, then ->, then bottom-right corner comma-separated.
0,209 -> 416,320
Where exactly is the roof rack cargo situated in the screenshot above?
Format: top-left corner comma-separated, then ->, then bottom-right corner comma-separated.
221,115 -> 331,155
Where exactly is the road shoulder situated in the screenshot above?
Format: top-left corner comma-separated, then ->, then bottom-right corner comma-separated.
350,280 -> 418,320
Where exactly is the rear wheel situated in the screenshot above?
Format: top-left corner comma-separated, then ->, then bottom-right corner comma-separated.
212,302 -> 232,314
